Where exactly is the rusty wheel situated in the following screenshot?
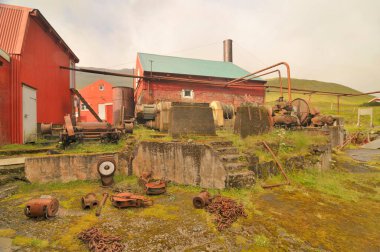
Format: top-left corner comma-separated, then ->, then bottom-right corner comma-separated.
291,98 -> 310,126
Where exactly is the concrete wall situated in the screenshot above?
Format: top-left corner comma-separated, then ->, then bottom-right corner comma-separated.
132,141 -> 227,189
234,106 -> 271,138
24,152 -> 126,183
168,102 -> 216,137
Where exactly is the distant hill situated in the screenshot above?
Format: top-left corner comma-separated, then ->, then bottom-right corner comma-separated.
75,67 -> 134,89
265,78 -> 374,105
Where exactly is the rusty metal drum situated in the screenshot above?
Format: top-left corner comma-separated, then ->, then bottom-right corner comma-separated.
193,191 -> 211,209
24,196 -> 59,218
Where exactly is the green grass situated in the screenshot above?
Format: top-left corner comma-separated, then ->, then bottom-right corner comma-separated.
289,168 -> 380,202
217,129 -> 327,162
0,139 -> 56,152
12,236 -> 49,249
62,137 -> 128,154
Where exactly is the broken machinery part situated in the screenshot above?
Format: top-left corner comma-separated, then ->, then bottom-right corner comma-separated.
97,159 -> 116,187
145,180 -> 167,195
81,193 -> 99,210
111,192 -> 153,208
24,195 -> 59,219
193,190 -> 212,209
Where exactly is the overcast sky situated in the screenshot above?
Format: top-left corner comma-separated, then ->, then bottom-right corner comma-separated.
3,0 -> 380,93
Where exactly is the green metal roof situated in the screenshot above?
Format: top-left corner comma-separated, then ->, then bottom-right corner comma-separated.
138,53 -> 264,82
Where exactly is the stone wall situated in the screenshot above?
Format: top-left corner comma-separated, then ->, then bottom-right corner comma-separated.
247,144 -> 332,179
24,152 -> 129,183
132,141 -> 227,189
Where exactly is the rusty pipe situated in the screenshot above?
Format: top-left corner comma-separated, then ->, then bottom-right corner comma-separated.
229,69 -> 283,97
225,62 -> 292,101
262,141 -> 290,183
95,193 -> 109,217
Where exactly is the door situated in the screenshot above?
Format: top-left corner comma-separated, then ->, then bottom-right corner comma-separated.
98,103 -> 112,122
98,104 -> 106,120
22,85 -> 37,143
105,104 -> 113,124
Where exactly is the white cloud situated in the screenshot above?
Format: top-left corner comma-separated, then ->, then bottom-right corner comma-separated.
3,0 -> 380,93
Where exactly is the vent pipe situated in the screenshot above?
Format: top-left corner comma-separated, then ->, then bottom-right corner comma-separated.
223,39 -> 233,62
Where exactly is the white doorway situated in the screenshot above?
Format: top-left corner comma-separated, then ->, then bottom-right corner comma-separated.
98,103 -> 112,121
22,84 -> 37,143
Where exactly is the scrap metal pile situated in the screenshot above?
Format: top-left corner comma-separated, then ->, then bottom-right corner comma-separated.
271,97 -> 337,128
193,191 -> 247,231
78,227 -> 124,252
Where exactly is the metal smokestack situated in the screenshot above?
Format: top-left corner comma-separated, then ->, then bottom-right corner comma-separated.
223,39 -> 233,62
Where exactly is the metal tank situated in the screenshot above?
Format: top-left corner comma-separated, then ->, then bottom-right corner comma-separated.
112,87 -> 135,127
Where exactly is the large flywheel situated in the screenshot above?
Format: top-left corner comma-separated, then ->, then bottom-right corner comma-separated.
291,98 -> 311,126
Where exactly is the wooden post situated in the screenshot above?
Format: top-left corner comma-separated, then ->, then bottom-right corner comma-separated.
337,95 -> 340,114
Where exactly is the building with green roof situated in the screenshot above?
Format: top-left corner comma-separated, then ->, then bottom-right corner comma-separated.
134,52 -> 266,106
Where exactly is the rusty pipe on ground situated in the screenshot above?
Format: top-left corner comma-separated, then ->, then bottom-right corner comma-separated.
225,62 -> 292,101
261,141 -> 290,189
95,193 -> 109,217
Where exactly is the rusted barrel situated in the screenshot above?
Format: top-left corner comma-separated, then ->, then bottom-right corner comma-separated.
40,123 -> 53,135
193,191 -> 211,209
113,87 -> 135,127
24,196 -> 59,218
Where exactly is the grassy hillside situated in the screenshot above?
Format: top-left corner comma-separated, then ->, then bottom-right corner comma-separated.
265,78 -> 379,127
75,67 -> 134,89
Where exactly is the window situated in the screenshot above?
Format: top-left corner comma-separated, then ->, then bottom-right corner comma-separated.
99,84 -> 104,91
182,89 -> 194,99
81,104 -> 88,110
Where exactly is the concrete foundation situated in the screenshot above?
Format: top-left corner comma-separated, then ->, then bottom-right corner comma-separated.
132,141 -> 227,189
24,152 -> 129,183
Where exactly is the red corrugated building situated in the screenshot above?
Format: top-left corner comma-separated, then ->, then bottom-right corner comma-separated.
0,4 -> 79,144
79,80 -> 113,123
134,52 -> 266,107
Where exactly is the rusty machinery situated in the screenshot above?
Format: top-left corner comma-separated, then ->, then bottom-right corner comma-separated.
24,196 -> 59,219
138,172 -> 167,195
110,192 -> 153,208
97,159 -> 116,187
58,115 -> 121,147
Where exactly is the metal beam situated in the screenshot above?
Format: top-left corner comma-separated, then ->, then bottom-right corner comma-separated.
70,88 -> 102,122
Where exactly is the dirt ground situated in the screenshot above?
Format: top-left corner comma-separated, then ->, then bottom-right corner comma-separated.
0,152 -> 379,252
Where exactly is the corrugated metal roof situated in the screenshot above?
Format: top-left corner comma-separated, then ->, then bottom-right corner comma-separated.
138,53 -> 264,81
0,4 -> 31,54
0,3 -> 79,62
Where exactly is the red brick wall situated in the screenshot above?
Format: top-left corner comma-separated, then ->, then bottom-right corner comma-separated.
136,79 -> 265,107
